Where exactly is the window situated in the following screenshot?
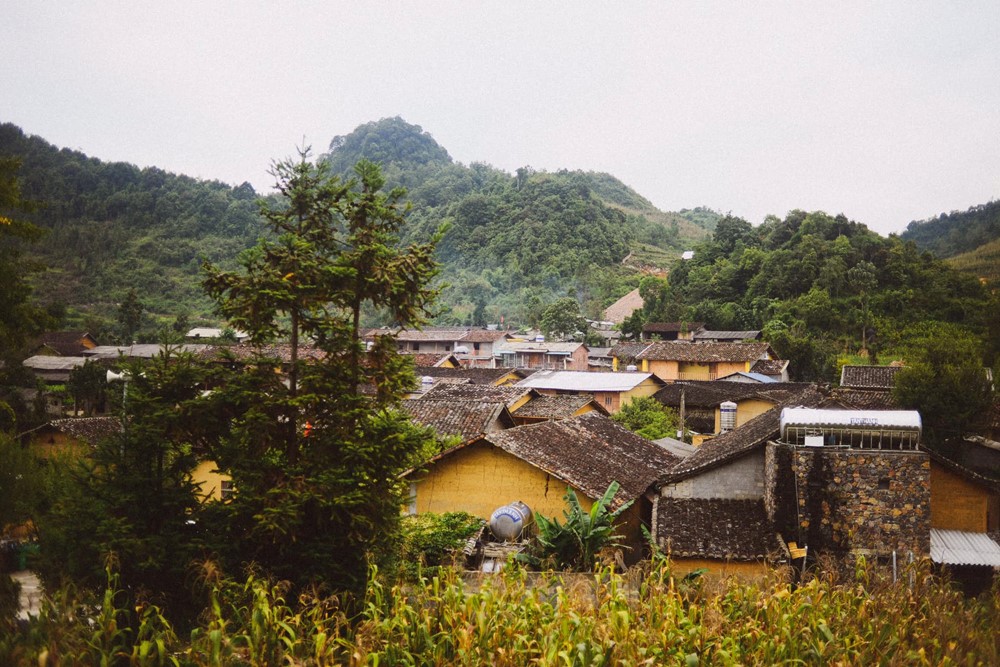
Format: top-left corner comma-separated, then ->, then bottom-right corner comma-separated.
604,395 -> 613,407
220,480 -> 235,500
878,478 -> 890,490
412,343 -> 420,351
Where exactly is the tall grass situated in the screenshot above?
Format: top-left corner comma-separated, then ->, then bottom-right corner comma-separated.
4,559 -> 998,666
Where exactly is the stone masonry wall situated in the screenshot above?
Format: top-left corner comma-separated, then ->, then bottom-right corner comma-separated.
791,449 -> 930,558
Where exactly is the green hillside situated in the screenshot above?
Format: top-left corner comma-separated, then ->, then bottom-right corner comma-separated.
947,237 -> 1000,285
901,200 -> 1000,258
0,118 -> 716,332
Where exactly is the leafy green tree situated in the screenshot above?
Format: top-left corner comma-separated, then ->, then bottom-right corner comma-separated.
66,360 -> 107,416
116,288 -> 144,343
893,323 -> 994,442
527,482 -> 633,571
611,396 -> 679,440
0,156 -> 49,429
35,351 -> 209,618
540,297 -> 587,340
201,152 -> 441,596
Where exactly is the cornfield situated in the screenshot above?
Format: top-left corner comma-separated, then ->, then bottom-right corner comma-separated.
4,558 -> 998,666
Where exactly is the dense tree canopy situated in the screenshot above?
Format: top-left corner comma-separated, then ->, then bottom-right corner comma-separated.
656,210 -> 998,381
201,152 -> 441,596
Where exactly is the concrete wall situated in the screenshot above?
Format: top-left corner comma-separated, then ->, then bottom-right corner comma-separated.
660,450 -> 765,500
930,464 -> 999,532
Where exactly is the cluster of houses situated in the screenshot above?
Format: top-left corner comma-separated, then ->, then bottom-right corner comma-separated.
17,323 -> 1000,588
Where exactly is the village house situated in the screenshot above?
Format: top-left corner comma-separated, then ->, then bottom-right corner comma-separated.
652,405 -> 941,578
363,326 -> 510,368
493,339 -> 589,371
31,331 -> 99,357
509,394 -> 609,426
421,383 -> 540,413
624,341 -> 775,383
515,369 -> 664,414
402,398 -> 516,443
641,322 -> 705,341
403,412 -> 679,560
601,288 -> 644,325
654,381 -> 824,439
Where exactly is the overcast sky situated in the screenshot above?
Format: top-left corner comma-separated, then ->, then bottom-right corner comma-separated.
3,2 -> 998,236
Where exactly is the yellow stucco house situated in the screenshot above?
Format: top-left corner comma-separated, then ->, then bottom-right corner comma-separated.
404,412 -> 679,559
513,370 -> 664,414
614,341 -> 775,383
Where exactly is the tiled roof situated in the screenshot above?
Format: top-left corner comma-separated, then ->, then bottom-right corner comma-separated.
414,366 -> 518,385
839,365 -> 902,389
637,341 -> 772,363
35,331 -> 94,356
662,383 -> 831,482
828,388 -> 899,410
609,342 -> 652,364
404,353 -> 455,367
751,359 -> 788,376
512,394 -> 605,419
85,344 -> 211,359
494,341 -> 586,355
198,344 -> 326,363
602,289 -> 644,324
694,330 -> 762,341
664,409 -> 783,482
421,383 -> 536,409
658,499 -> 784,560
654,381 -> 823,410
366,327 -> 510,343
643,322 -> 705,334
403,399 -> 513,441
483,413 -> 679,508
49,417 -> 122,444
516,370 -> 659,393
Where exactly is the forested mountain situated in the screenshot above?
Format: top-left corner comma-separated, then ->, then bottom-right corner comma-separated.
0,118 -> 713,332
633,211 -> 1000,380
320,118 -> 712,324
0,123 -> 265,326
901,200 -> 1000,260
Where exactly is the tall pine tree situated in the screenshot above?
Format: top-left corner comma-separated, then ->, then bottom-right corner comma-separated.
201,152 -> 441,595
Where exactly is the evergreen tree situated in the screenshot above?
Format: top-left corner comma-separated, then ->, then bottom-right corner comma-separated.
201,152 -> 441,596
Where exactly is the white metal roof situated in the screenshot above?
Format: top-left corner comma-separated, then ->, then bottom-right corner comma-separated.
930,529 -> 1000,567
780,408 -> 921,435
516,370 -> 655,392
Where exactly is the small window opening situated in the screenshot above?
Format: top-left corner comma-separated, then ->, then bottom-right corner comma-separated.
878,478 -> 890,490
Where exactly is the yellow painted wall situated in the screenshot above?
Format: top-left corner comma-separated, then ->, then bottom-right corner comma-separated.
713,398 -> 777,434
930,464 -> 998,532
193,459 -> 231,502
646,360 -> 679,381
412,441 -> 594,520
29,430 -> 89,459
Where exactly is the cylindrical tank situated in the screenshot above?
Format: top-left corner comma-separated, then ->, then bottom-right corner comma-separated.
489,501 -> 533,541
720,401 -> 737,431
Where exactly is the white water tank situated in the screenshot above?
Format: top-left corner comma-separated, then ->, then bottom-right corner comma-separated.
720,401 -> 737,431
489,501 -> 533,541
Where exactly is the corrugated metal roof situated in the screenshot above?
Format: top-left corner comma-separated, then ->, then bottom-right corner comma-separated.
516,370 -> 656,392
930,529 -> 1000,567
